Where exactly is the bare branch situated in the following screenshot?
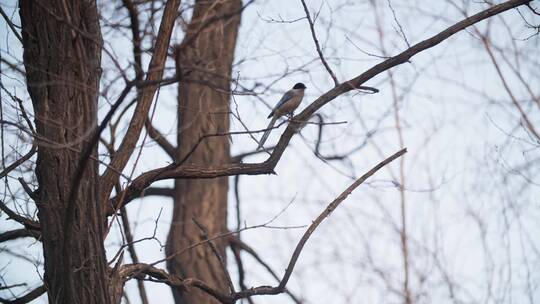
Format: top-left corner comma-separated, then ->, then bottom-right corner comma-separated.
299,0 -> 339,86
121,0 -> 143,80
272,148 -> 406,293
0,145 -> 36,179
98,0 -> 182,203
481,35 -> 540,142
121,148 -> 406,303
230,244 -> 252,304
0,228 -> 40,243
119,264 -> 232,303
17,178 -> 37,201
107,0 -> 530,215
119,206 -> 149,304
142,187 -> 175,198
0,200 -> 40,231
192,218 -> 235,295
0,285 -> 46,304
0,6 -> 22,43
231,147 -> 275,162
145,120 -> 177,160
229,236 -> 302,304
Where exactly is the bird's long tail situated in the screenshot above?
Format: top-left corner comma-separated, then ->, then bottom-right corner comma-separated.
257,116 -> 278,151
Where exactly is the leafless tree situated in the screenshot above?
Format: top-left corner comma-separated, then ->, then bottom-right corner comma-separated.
0,0 -> 538,303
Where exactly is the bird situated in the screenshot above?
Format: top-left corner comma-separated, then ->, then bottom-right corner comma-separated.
257,82 -> 306,150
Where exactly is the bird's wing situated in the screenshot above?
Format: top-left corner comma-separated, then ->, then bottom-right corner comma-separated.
273,90 -> 294,111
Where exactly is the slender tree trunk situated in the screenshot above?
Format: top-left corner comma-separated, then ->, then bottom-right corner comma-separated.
166,1 -> 242,303
19,1 -> 111,303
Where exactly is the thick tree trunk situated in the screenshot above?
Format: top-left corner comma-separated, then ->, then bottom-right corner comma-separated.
19,1 -> 111,303
166,0 -> 242,303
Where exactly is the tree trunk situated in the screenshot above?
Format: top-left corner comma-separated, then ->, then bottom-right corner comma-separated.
166,0 -> 242,303
19,1 -> 111,303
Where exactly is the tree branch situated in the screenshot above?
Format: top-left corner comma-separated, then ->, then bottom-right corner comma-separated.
121,0 -> 143,80
0,228 -> 40,243
229,236 -> 302,304
98,0 -> 182,204
0,6 -> 23,43
192,218 -> 235,295
300,0 -> 339,86
481,35 -> 540,142
0,285 -> 47,304
0,144 -> 36,179
142,187 -> 175,198
145,120 -> 177,160
0,200 -> 40,230
121,148 -> 405,303
119,206 -> 149,304
105,0 -> 529,215
17,178 -> 37,201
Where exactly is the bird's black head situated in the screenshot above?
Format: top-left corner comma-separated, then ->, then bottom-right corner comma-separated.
293,83 -> 307,90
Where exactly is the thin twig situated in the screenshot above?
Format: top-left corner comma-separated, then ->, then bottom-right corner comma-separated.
110,0 -> 529,204
229,236 -> 303,304
0,145 -> 36,179
0,6 -> 23,43
120,148 -> 406,303
0,200 -> 40,230
120,206 -> 149,304
0,285 -> 47,304
300,0 -> 339,86
192,218 -> 235,295
0,228 -> 41,243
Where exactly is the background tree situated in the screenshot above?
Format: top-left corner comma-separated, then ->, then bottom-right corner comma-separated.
0,0 -> 539,304
166,1 -> 241,303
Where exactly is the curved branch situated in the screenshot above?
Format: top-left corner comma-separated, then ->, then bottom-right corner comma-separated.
0,285 -> 47,304
0,200 -> 40,230
107,162 -> 270,215
120,264 -> 232,303
121,148 -> 406,303
0,228 -> 40,243
143,187 -> 175,198
121,0 -> 143,80
313,114 -> 369,161
98,0 -> 182,204
119,205 -> 149,304
247,148 -> 406,296
0,6 -> 22,43
0,144 -> 36,179
106,0 -> 529,215
299,0 -> 533,123
145,120 -> 177,160
229,236 -> 302,304
300,0 -> 339,86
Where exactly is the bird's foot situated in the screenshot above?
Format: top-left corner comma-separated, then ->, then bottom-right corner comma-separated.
287,113 -> 294,120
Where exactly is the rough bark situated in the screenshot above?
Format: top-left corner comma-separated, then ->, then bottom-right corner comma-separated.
166,1 -> 242,303
19,1 -> 111,303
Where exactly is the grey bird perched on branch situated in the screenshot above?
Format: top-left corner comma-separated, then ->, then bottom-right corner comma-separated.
257,83 -> 307,151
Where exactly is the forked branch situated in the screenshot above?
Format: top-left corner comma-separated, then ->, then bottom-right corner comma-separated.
121,148 -> 406,303
111,0 -> 530,213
